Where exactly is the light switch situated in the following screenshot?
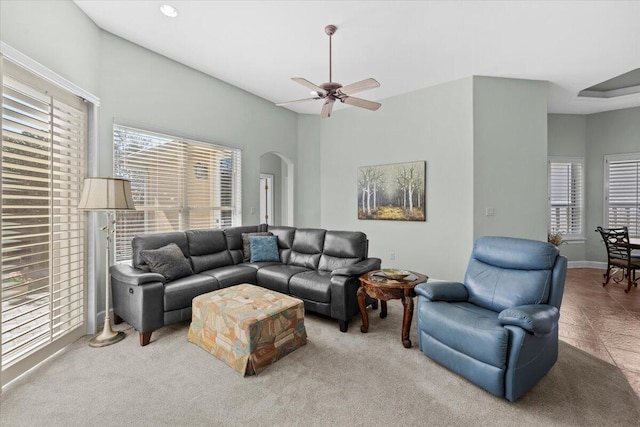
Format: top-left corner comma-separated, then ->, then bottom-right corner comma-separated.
485,207 -> 495,216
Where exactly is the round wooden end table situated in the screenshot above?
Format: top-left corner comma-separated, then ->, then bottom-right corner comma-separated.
357,270 -> 428,348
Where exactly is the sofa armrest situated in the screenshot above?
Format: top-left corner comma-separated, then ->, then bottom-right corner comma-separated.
331,257 -> 382,277
110,264 -> 165,334
415,282 -> 468,302
110,264 -> 166,286
498,304 -> 559,336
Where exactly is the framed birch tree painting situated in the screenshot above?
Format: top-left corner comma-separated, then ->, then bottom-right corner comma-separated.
357,161 -> 426,221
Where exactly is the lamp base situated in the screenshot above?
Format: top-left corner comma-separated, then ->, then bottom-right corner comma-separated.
89,320 -> 126,348
89,330 -> 125,348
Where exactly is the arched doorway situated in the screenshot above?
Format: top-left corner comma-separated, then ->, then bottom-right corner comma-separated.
259,152 -> 294,226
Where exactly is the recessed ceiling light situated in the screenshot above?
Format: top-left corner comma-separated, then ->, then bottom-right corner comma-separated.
160,4 -> 178,18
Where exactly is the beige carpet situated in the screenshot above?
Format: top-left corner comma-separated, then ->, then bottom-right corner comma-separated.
1,302 -> 639,426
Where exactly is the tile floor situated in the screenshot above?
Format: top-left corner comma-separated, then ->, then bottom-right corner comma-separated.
560,268 -> 640,398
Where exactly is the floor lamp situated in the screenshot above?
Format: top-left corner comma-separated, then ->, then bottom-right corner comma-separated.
78,177 -> 136,347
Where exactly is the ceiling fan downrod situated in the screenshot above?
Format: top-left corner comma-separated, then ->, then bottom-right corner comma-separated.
325,25 -> 337,83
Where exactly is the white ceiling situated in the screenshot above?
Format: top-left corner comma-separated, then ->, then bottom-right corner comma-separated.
74,1 -> 640,115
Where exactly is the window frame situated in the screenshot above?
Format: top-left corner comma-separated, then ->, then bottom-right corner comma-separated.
604,152 -> 640,239
548,156 -> 585,241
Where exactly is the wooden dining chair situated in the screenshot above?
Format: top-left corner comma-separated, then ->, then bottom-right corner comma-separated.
596,226 -> 640,293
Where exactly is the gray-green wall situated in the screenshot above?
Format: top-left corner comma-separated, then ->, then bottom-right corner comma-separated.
548,108 -> 640,263
473,77 -> 548,241
317,76 -> 548,281
585,107 -> 640,262
548,114 -> 587,261
296,115 -> 321,227
319,77 -> 475,281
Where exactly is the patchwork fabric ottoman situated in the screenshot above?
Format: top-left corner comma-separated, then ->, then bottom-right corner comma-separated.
188,283 -> 307,375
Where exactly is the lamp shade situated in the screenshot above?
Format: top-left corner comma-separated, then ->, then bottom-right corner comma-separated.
78,177 -> 136,211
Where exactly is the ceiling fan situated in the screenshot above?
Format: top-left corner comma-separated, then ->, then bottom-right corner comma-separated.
276,25 -> 381,118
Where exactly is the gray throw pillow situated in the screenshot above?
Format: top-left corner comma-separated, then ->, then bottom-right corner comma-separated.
241,232 -> 273,262
140,243 -> 193,282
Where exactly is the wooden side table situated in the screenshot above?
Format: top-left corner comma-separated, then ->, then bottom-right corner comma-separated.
357,270 -> 428,348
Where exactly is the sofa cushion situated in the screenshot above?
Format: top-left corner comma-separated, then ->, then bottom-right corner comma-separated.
199,265 -> 257,288
269,226 -> 296,264
289,228 -> 326,269
140,243 -> 193,282
256,264 -> 309,294
223,225 -> 267,264
186,229 -> 233,273
318,231 -> 366,272
242,232 -> 273,262
418,301 -> 508,368
163,274 -> 218,311
249,235 -> 280,262
289,271 -> 331,303
133,231 -> 189,272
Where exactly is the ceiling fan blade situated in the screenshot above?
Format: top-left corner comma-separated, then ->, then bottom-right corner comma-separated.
341,96 -> 381,111
292,78 -> 327,95
338,78 -> 380,95
321,98 -> 335,118
276,97 -> 320,106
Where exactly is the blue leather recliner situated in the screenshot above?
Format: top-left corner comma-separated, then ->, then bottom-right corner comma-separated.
415,236 -> 567,402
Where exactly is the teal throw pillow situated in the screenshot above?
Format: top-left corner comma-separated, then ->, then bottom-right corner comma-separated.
249,235 -> 280,262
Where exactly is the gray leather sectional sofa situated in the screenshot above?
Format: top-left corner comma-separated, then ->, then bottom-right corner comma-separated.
110,225 -> 381,346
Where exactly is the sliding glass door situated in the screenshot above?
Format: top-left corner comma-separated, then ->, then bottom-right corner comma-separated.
1,59 -> 87,385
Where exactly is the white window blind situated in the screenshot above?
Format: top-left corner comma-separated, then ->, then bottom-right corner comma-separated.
1,60 -> 86,370
113,125 -> 242,262
548,157 -> 584,238
605,153 -> 640,239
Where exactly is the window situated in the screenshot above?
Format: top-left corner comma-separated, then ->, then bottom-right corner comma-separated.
1,59 -> 87,379
113,125 -> 242,262
548,157 -> 584,239
605,153 -> 640,239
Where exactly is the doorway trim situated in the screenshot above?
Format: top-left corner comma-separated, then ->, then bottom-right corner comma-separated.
259,173 -> 274,225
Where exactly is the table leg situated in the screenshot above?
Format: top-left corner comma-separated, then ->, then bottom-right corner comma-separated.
357,286 -> 369,333
380,300 -> 388,318
401,290 -> 414,348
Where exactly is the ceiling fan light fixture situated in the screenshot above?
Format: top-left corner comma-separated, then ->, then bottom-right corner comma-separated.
160,4 -> 178,18
276,24 -> 381,118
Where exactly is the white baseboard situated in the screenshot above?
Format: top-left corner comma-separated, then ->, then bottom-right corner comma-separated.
567,261 -> 607,269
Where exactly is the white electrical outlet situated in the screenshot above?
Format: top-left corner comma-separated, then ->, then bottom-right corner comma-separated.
485,207 -> 495,216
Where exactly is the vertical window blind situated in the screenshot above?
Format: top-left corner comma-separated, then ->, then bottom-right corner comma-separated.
113,125 -> 242,262
1,60 -> 86,371
548,157 -> 584,238
605,153 -> 640,239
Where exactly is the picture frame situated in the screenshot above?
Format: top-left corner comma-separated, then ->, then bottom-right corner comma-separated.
357,161 -> 426,221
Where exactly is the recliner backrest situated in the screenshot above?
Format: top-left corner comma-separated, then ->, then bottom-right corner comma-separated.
464,236 -> 559,312
186,229 -> 233,273
288,228 -> 326,269
132,231 -> 189,272
223,224 -> 267,264
318,231 -> 366,272
268,226 -> 296,263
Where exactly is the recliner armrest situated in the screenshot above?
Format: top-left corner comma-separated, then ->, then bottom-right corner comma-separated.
498,304 -> 559,336
415,282 -> 468,302
110,264 -> 166,285
331,257 -> 381,277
